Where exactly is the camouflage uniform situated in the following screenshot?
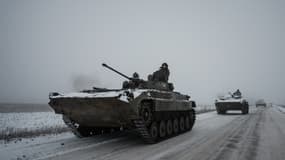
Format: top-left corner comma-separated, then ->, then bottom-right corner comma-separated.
152,63 -> 170,83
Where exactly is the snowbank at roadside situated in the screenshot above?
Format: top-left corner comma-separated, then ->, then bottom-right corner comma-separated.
275,105 -> 285,114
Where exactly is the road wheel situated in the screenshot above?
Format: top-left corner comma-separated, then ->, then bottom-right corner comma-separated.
185,116 -> 190,131
159,121 -> 166,138
173,118 -> 179,134
140,103 -> 153,126
166,120 -> 173,136
179,117 -> 185,132
149,122 -> 158,141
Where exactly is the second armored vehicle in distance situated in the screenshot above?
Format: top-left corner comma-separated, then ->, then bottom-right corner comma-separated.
215,90 -> 249,115
49,63 -> 196,143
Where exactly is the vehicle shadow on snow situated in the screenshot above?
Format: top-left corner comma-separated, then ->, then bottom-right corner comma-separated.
85,129 -> 183,146
218,112 -> 251,116
83,130 -> 147,145
222,113 -> 244,115
219,111 -> 256,116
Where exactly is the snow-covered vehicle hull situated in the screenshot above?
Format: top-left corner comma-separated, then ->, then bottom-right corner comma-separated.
49,87 -> 196,143
50,95 -> 133,128
215,98 -> 249,114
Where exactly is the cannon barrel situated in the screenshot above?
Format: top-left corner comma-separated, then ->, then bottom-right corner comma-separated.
102,63 -> 131,80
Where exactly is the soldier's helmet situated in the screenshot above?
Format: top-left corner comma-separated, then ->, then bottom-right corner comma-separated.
161,63 -> 168,69
133,72 -> 139,79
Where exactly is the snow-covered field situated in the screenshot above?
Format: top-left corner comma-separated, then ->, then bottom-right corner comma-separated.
0,112 -> 68,141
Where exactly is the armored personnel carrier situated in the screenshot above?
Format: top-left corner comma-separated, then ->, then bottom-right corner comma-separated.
49,63 -> 196,143
215,92 -> 249,115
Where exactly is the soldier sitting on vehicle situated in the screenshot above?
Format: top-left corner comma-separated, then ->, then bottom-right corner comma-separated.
152,63 -> 170,83
122,72 -> 141,89
233,89 -> 242,98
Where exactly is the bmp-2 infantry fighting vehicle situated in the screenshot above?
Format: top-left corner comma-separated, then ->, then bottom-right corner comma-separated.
215,90 -> 249,115
49,63 -> 196,143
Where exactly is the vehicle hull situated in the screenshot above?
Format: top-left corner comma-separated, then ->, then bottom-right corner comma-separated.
49,97 -> 135,127
215,100 -> 249,114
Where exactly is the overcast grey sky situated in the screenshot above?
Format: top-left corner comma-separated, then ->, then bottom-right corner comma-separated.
0,0 -> 284,104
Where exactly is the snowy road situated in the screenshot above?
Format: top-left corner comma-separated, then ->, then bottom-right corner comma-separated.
1,107 -> 285,160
